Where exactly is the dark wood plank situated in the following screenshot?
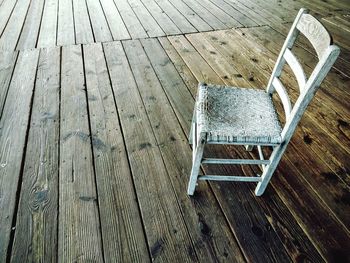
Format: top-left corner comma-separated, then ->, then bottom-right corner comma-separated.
73,0 -> 95,44
16,0 -> 45,50
83,42 -> 150,262
0,0 -> 31,51
140,37 -> 246,262
59,45 -> 103,261
37,0 -> 58,48
57,0 -> 75,46
10,47 -> 60,262
0,50 -> 17,115
0,49 -> 39,262
104,40 -> 197,262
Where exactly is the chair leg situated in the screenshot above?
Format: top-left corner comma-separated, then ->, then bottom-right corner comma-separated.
254,144 -> 286,196
187,133 -> 206,196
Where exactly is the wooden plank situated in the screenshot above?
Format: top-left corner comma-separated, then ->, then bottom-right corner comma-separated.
0,0 -> 31,51
113,0 -> 148,39
168,35 -> 223,84
73,0 -> 94,44
185,33 -> 250,87
207,0 -> 258,27
86,0 -> 113,42
139,0 -> 181,35
192,0 -> 242,28
83,42 -> 149,262
153,0 -> 197,34
0,50 -> 17,115
16,0 -> 45,50
127,0 -> 164,37
37,0 -> 58,48
59,45 -> 103,262
0,0 -> 17,37
104,40 -> 197,262
57,0 -> 75,46
0,49 -> 39,262
99,0 -> 130,40
10,47 -> 60,262
166,0 -> 212,32
139,37 -> 246,262
231,149 -> 325,263
220,0 -> 268,26
158,37 -> 198,96
179,0 -> 226,30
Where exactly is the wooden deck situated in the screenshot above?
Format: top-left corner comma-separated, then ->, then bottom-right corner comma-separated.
0,0 -> 349,262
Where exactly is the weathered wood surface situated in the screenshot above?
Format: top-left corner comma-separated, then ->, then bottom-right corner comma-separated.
1,0 -> 350,261
59,45 -> 103,261
83,43 -> 149,262
0,49 -> 40,262
138,38 -> 245,262
0,50 -> 17,115
0,0 -> 349,50
10,47 -> 60,262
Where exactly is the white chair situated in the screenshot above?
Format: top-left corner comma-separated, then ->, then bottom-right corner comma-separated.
188,8 -> 340,196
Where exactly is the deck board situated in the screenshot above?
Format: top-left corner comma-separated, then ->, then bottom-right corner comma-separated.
0,0 -> 350,262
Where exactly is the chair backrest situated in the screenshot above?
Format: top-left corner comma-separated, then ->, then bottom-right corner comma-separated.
266,8 -> 340,142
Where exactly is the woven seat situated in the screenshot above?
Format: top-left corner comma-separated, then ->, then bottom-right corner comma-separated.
197,84 -> 282,144
187,8 -> 340,197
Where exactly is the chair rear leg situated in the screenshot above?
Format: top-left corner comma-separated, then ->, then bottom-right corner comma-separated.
255,144 -> 286,196
187,133 -> 206,195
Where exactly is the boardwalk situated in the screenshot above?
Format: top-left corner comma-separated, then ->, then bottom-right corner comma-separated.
0,0 -> 349,262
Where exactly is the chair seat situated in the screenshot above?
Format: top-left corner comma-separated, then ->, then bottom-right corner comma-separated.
196,83 -> 282,144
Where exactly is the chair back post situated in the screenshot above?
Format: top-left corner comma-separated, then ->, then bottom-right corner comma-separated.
266,8 -> 308,94
281,45 -> 340,142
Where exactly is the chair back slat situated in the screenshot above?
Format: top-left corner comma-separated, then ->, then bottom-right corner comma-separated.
272,77 -> 292,120
266,8 -> 307,94
281,45 -> 340,140
296,14 -> 331,59
283,48 -> 307,92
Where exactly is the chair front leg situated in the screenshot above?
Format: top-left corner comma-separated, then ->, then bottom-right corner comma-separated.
254,143 -> 286,196
187,132 -> 206,196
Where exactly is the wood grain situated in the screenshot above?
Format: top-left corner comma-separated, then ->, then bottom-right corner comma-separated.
10,47 -> 60,262
104,40 -> 196,262
0,49 -> 39,262
0,50 -> 18,115
84,42 -> 149,262
59,45 -> 103,262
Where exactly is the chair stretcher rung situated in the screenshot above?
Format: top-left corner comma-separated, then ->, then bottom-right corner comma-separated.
202,158 -> 269,165
198,175 -> 262,182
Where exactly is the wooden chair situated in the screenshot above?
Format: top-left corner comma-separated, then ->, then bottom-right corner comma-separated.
187,8 -> 340,196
